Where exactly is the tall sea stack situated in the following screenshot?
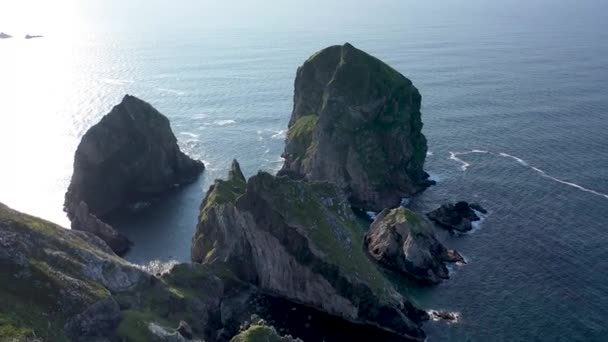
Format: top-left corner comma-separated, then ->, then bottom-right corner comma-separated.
64,95 -> 205,254
279,43 -> 433,211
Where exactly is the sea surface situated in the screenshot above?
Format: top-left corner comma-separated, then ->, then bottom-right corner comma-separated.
1,0 -> 607,340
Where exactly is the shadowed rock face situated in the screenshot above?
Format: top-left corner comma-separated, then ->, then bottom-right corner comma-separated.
279,43 -> 433,211
192,161 -> 428,340
64,95 -> 204,253
366,207 -> 464,284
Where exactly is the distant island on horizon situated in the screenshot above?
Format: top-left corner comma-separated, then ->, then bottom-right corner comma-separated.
0,32 -> 44,39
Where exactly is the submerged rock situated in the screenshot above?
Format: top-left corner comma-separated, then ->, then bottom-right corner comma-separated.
64,94 -> 204,252
279,43 -> 433,211
427,201 -> 486,233
192,161 -> 428,340
365,207 -> 464,284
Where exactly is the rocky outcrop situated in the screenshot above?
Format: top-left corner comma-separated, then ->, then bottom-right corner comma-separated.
279,43 -> 433,211
427,201 -> 487,233
64,94 -> 204,253
0,201 -> 270,341
69,201 -> 131,255
365,207 -> 464,284
192,162 -> 428,340
0,201 -> 147,341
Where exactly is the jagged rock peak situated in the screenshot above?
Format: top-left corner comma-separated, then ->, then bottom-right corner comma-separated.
229,159 -> 246,183
279,43 -> 433,211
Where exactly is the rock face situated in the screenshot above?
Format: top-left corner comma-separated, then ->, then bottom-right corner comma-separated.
365,207 -> 464,284
64,94 -> 204,253
0,201 -> 147,341
279,43 -> 433,211
70,201 -> 132,255
192,161 -> 428,340
427,201 -> 487,233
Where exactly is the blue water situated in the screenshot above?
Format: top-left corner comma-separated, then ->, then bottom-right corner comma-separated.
1,0 -> 607,340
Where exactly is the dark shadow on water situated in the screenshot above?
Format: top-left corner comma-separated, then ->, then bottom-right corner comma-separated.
249,293 -> 416,342
106,174 -> 208,265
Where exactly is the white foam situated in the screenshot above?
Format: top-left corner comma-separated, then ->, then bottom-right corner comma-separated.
366,211 -> 378,220
139,259 -> 179,275
213,119 -> 237,126
427,310 -> 461,324
157,88 -> 186,96
271,129 -> 287,140
449,152 -> 470,171
498,152 -> 528,166
179,132 -> 199,138
101,78 -> 134,85
427,151 -> 434,156
448,149 -> 608,200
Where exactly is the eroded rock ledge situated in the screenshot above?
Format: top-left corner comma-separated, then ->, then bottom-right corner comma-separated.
64,95 -> 205,254
279,43 -> 433,211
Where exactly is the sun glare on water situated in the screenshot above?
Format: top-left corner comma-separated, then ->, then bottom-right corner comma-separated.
0,0 -> 84,226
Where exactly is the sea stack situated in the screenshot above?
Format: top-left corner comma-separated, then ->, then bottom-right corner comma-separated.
365,207 -> 465,284
64,95 -> 204,253
279,43 -> 433,211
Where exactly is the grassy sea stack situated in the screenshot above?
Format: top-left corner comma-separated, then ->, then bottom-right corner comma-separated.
279,43 -> 433,211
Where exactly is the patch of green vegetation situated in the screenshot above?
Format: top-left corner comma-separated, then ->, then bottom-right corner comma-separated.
384,207 -> 430,235
286,114 -> 318,158
200,176 -> 247,222
0,261 -> 75,342
116,310 -> 168,342
230,324 -> 290,342
256,174 -> 390,296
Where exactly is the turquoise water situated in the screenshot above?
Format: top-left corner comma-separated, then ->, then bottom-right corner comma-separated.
1,0 -> 607,340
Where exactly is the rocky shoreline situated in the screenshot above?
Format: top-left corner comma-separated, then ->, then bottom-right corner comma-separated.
1,43 -> 485,341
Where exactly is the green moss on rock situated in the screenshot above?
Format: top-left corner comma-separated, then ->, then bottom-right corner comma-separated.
286,114 -> 318,158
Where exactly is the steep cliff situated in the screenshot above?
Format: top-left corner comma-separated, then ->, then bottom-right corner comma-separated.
279,43 -> 433,211
192,162 -> 428,340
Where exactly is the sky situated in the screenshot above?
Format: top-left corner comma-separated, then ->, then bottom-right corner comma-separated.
2,0 -> 606,38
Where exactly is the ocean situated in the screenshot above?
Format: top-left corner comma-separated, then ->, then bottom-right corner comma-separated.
1,0 -> 607,340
